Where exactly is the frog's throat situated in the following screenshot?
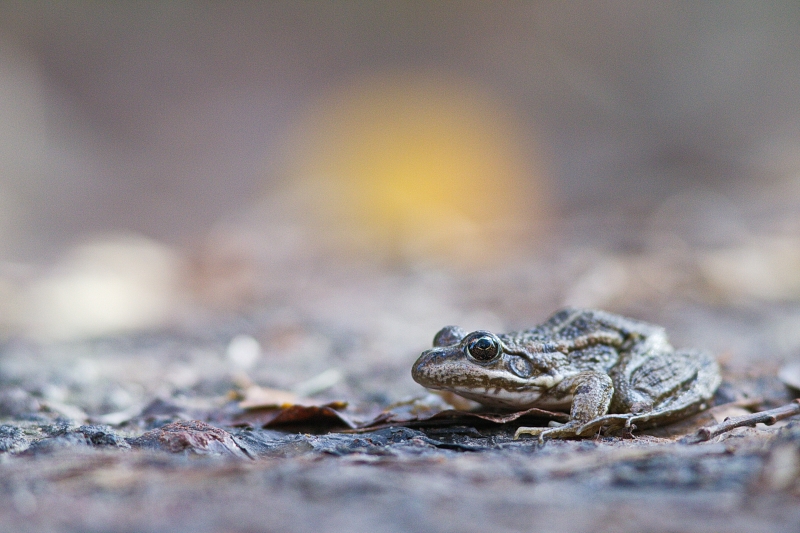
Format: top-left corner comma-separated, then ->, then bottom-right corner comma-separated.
446,386 -> 573,411
529,374 -> 562,388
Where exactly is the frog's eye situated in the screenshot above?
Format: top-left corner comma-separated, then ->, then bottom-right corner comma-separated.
465,332 -> 501,363
433,326 -> 467,347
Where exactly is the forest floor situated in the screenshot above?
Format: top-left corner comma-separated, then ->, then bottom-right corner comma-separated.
2,197 -> 800,533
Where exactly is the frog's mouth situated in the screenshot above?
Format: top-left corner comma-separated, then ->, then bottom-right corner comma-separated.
413,350 -> 535,406
412,348 -> 572,410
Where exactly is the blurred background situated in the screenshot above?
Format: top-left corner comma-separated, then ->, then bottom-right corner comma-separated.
0,2 -> 799,408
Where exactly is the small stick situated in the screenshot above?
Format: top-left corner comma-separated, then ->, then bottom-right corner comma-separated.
682,399 -> 800,444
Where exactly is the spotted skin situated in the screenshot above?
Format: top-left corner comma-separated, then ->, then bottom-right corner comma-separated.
412,308 -> 721,441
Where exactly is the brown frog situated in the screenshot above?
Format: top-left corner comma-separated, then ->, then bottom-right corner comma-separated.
412,308 -> 721,440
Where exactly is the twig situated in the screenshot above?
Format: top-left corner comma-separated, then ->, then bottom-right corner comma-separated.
682,399 -> 800,444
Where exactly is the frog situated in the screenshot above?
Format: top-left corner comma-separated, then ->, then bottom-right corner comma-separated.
411,308 -> 721,441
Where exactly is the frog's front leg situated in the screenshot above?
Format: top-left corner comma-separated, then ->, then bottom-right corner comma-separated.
515,371 -> 614,442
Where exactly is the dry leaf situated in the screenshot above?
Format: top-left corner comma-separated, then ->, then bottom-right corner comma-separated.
353,404 -> 568,432
233,402 -> 354,430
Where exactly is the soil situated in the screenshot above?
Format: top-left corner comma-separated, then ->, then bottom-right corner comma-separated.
2,203 -> 800,533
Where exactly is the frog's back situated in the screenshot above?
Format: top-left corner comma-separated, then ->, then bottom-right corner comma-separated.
502,308 -> 648,346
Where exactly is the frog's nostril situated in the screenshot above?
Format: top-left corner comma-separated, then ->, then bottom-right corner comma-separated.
418,348 -> 437,361
412,349 -> 441,384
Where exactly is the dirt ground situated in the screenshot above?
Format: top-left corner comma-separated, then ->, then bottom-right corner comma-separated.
2,188 -> 800,533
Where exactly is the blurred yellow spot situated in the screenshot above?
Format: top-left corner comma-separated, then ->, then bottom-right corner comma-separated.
286,72 -> 546,264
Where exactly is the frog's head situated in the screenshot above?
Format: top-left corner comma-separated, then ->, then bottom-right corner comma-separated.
411,326 -> 561,409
